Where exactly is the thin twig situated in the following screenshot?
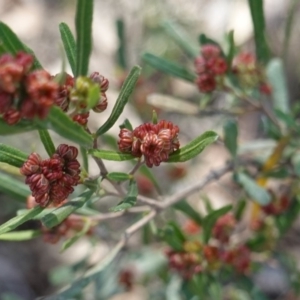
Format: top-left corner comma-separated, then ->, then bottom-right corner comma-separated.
89,206 -> 151,221
123,209 -> 157,241
161,162 -> 233,208
129,158 -> 144,175
137,195 -> 164,209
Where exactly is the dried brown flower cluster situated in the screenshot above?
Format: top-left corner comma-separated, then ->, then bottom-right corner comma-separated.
0,52 -> 59,124
118,120 -> 180,167
55,71 -> 109,126
20,144 -> 80,207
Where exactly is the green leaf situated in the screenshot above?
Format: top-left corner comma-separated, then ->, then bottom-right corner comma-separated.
234,199 -> 247,221
0,172 -> 30,202
226,30 -> 235,68
109,180 -> 138,212
162,21 -> 198,58
266,59 -> 290,113
168,131 -> 218,162
59,22 -> 77,75
119,118 -> 133,131
80,146 -> 89,172
235,172 -> 271,205
199,33 -> 221,48
282,0 -> 299,59
159,222 -> 186,251
0,144 -> 28,167
96,65 -> 141,136
41,190 -> 94,228
247,0 -> 270,63
61,218 -> 91,251
262,167 -> 289,179
173,199 -> 202,225
0,206 -> 43,235
223,119 -> 238,158
202,195 -> 214,214
0,230 -> 41,241
0,22 -> 42,69
38,129 -> 56,157
88,149 -> 135,161
202,204 -> 232,243
107,172 -> 132,182
0,118 -> 38,135
142,53 -> 196,82
75,0 -> 93,76
36,106 -> 93,147
116,19 -> 127,70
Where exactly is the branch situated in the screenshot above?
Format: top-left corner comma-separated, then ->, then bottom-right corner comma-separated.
89,206 -> 150,221
122,209 -> 157,241
161,162 -> 233,208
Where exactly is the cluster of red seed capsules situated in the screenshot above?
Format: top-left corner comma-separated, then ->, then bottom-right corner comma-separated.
20,144 -> 81,207
194,45 -> 272,95
194,44 -> 227,93
55,71 -> 109,126
0,52 -> 58,124
166,214 -> 251,279
232,52 -> 272,95
118,120 -> 180,167
0,51 -> 110,126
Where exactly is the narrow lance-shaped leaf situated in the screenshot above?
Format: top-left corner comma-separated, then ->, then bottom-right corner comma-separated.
116,19 -> 127,70
159,222 -> 186,251
96,65 -> 141,136
36,106 -> 93,148
199,33 -> 221,48
202,204 -> 232,243
247,0 -> 270,63
59,22 -> 77,75
75,0 -> 93,76
282,0 -> 299,59
142,53 -> 196,83
173,199 -> 202,225
0,230 -> 41,241
42,189 -> 94,228
234,199 -> 247,221
38,129 -> 56,157
119,118 -> 133,131
223,119 -> 238,158
107,172 -> 132,182
0,144 -> 28,167
0,172 -> 30,202
236,172 -> 271,205
89,149 -> 135,161
110,180 -> 138,212
0,22 -> 42,69
226,30 -> 235,69
0,206 -> 43,235
168,131 -> 218,163
0,118 -> 38,135
162,21 -> 198,58
80,146 -> 89,172
266,59 -> 290,113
